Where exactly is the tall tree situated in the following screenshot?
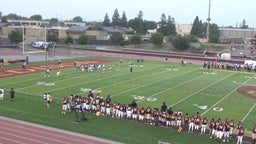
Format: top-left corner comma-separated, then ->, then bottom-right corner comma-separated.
120,11 -> 128,27
8,30 -> 23,44
110,32 -> 124,46
151,32 -> 163,47
208,23 -> 219,43
137,10 -> 143,20
128,11 -> 145,34
64,35 -> 74,44
78,35 -> 88,45
157,14 -> 176,36
144,20 -> 157,30
47,34 -> 59,42
103,13 -> 111,26
29,14 -> 42,20
5,13 -> 27,20
241,19 -> 248,29
172,36 -> 190,50
157,13 -> 167,35
167,15 -> 177,36
73,16 -> 83,22
191,16 -> 204,38
49,18 -> 59,26
1,16 -> 7,22
112,8 -> 121,26
130,34 -> 142,46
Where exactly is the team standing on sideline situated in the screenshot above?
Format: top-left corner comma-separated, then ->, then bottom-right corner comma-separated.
59,90 -> 253,143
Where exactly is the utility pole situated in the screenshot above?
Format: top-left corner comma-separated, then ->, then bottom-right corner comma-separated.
44,25 -> 48,62
22,26 -> 25,54
206,0 -> 211,42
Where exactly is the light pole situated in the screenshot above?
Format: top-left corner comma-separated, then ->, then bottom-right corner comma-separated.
206,0 -> 211,42
22,26 -> 25,54
44,25 -> 48,62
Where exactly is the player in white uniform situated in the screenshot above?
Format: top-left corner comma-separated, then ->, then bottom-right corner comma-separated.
0,88 -> 4,100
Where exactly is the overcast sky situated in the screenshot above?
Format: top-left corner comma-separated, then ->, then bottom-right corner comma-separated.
1,0 -> 255,27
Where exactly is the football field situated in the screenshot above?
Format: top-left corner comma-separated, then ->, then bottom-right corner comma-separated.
0,56 -> 255,143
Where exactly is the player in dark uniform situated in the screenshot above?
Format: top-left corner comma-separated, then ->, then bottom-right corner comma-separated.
145,106 -> 152,124
105,102 -> 111,117
229,119 -> 235,136
183,113 -> 189,132
188,115 -> 195,133
236,124 -> 245,144
139,107 -> 145,123
252,124 -> 256,144
88,91 -> 94,101
132,106 -> 138,121
176,113 -> 182,128
209,118 -> 216,138
201,117 -> 208,134
10,88 -> 15,101
194,115 -> 201,133
62,97 -> 68,114
216,123 -> 224,142
166,113 -> 171,127
170,114 -> 176,128
223,119 -> 231,143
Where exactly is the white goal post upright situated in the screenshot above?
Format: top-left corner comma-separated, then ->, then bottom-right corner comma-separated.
22,25 -> 47,63
22,26 -> 25,54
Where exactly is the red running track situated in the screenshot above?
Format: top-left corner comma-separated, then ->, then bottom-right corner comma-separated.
0,116 -> 122,144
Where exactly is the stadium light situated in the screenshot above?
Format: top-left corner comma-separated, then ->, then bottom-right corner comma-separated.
206,0 -> 211,41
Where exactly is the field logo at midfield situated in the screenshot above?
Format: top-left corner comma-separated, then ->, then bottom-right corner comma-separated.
36,81 -> 55,86
192,104 -> 207,110
80,88 -> 102,93
132,95 -> 157,102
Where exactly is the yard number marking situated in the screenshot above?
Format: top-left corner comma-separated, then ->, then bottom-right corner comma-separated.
80,88 -> 102,93
36,81 -> 55,86
132,95 -> 157,102
192,104 -> 208,110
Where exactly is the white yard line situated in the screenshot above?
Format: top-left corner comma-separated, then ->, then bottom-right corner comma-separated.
3,70 -> 80,86
201,77 -> 252,116
168,73 -> 236,108
75,68 -> 170,96
241,102 -> 256,122
136,70 -> 209,103
113,68 -> 200,99
34,65 -> 165,95
12,65 -> 167,100
13,65 -> 164,96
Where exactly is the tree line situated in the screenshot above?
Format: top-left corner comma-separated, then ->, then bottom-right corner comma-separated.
2,9 -> 251,50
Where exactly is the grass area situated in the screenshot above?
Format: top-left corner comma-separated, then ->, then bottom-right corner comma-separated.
0,56 -> 254,144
